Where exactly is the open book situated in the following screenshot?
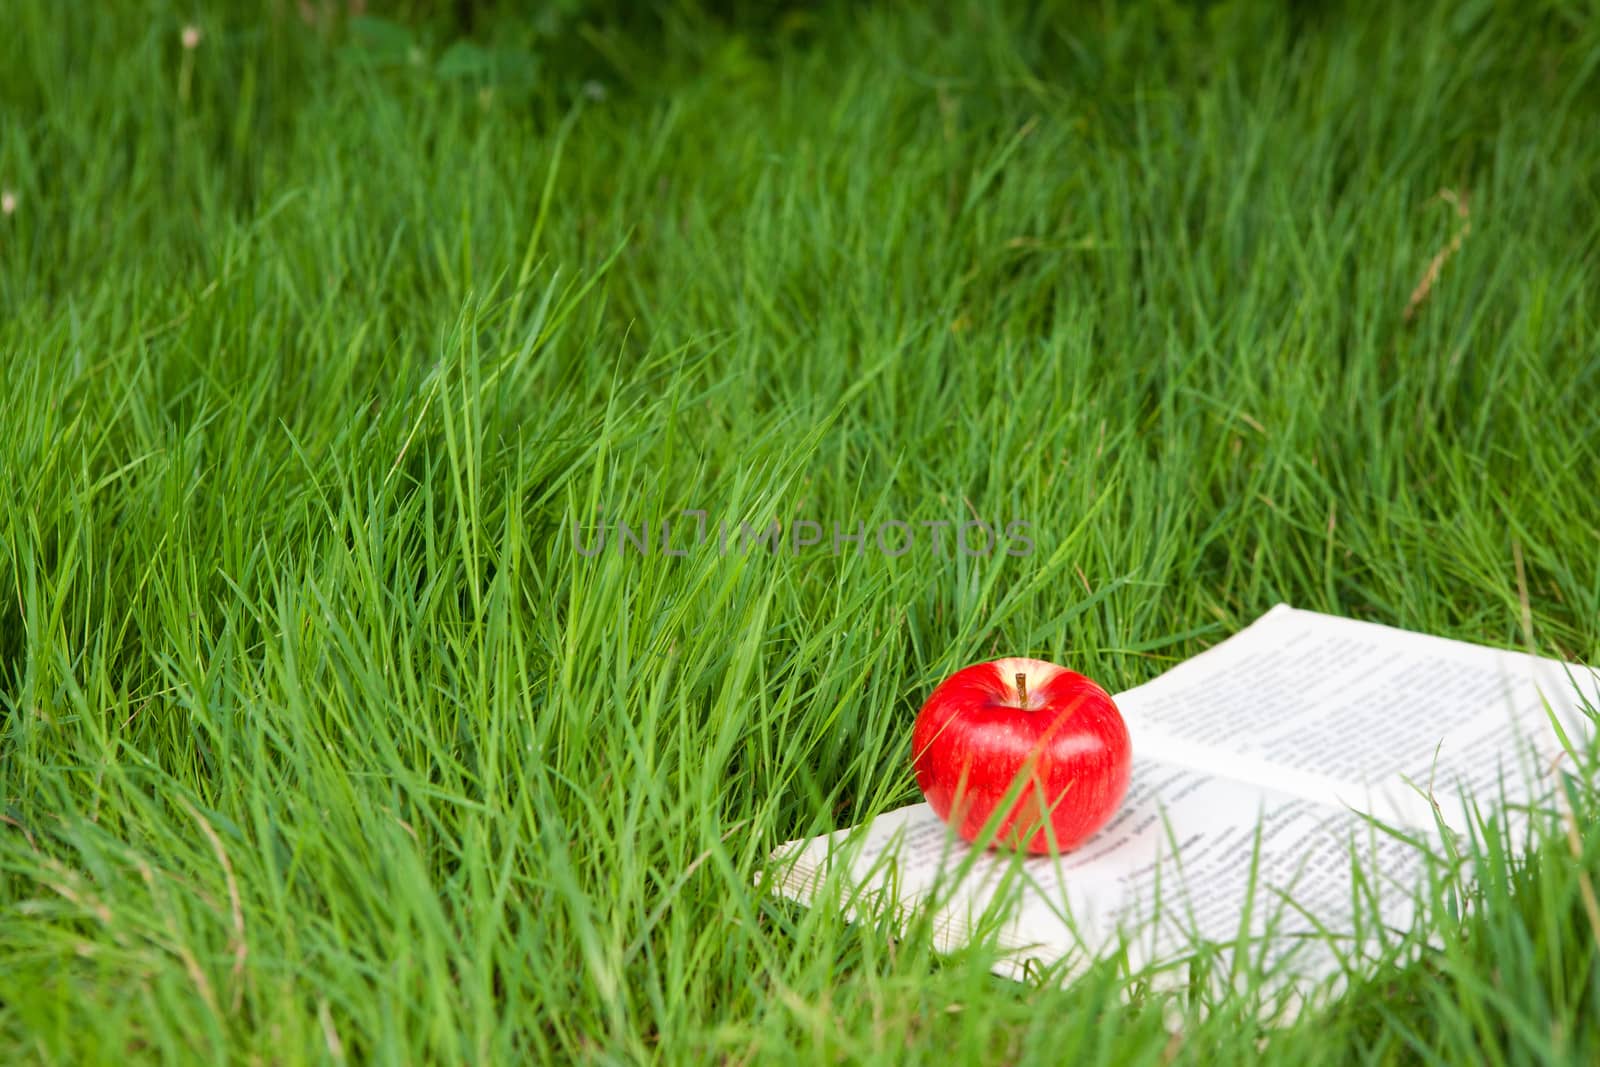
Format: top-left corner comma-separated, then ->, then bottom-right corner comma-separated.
764,606 -> 1599,999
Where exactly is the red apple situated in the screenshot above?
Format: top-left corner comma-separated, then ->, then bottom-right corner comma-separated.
912,657 -> 1132,854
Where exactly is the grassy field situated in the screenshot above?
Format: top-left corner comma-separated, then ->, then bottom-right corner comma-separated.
4,0 -> 1600,1062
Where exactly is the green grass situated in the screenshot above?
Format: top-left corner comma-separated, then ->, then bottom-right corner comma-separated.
3,0 -> 1600,1061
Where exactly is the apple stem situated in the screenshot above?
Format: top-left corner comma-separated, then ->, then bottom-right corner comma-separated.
1015,672 -> 1028,707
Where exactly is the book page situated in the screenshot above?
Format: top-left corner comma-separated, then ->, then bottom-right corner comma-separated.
1114,606 -> 1600,829
767,755 -> 1421,988
763,605 -> 1596,993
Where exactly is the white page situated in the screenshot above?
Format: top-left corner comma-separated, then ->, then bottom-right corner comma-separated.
764,605 -> 1596,994
1115,605 -> 1599,830
767,755 -> 1422,990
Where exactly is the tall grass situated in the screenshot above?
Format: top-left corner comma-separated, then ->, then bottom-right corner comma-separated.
3,1 -> 1599,1061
